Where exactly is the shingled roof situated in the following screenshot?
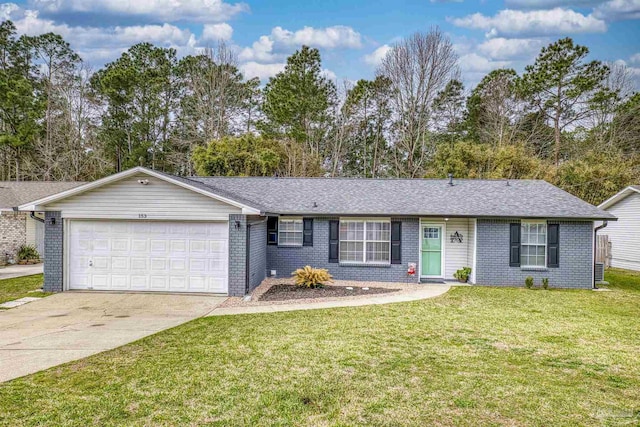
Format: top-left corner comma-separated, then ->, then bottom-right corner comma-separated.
189,176 -> 615,220
0,181 -> 85,210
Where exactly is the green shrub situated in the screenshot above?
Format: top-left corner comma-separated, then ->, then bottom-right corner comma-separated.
453,267 -> 472,283
292,266 -> 332,288
17,245 -> 39,261
525,276 -> 534,289
542,278 -> 549,290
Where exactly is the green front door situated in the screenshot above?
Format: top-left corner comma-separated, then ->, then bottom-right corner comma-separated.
421,225 -> 442,277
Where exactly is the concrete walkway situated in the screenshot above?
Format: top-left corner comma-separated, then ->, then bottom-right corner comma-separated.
208,285 -> 450,316
0,292 -> 225,382
0,264 -> 43,281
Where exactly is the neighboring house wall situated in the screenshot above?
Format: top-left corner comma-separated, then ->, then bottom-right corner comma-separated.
248,219 -> 267,292
43,211 -> 63,292
47,173 -> 242,220
602,193 -> 640,271
475,219 -> 593,289
0,212 -> 26,261
267,217 -> 420,282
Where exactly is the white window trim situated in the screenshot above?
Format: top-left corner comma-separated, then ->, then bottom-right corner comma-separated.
278,217 -> 303,247
521,220 -> 547,269
338,218 -> 391,265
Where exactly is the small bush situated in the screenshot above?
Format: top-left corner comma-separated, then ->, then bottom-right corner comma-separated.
17,244 -> 39,261
525,276 -> 534,289
453,267 -> 472,283
292,266 -> 332,288
542,278 -> 549,290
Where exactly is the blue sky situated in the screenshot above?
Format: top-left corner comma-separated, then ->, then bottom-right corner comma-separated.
2,0 -> 639,89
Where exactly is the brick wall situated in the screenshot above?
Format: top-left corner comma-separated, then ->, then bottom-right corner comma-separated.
0,212 -> 27,261
228,214 -> 247,296
248,219 -> 267,292
475,219 -> 593,289
266,217 -> 420,283
43,211 -> 63,292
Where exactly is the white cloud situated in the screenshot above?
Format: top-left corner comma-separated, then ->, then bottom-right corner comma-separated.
238,35 -> 277,62
630,53 -> 640,64
28,0 -> 249,23
322,68 -> 337,81
1,2 -> 20,20
593,0 -> 640,21
6,7 -> 198,64
240,61 -> 286,80
364,44 -> 391,66
238,25 -> 362,71
451,8 -> 607,37
459,53 -> 510,73
201,23 -> 233,42
477,38 -> 544,60
270,25 -> 362,49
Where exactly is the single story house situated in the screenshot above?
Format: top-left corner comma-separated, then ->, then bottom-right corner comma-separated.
1,181 -> 83,263
18,167 -> 615,295
598,186 -> 640,271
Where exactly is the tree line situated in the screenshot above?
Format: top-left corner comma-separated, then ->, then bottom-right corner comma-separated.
1,21 -> 638,204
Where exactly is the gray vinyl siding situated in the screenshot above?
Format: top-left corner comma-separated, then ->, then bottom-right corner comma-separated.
47,173 -> 242,220
601,193 -> 640,271
267,217 -> 420,283
248,219 -> 267,292
475,219 -> 593,289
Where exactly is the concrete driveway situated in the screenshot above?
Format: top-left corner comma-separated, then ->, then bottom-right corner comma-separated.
0,292 -> 226,382
0,264 -> 43,280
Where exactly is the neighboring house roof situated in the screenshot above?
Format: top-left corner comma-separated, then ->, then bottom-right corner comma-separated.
0,181 -> 85,211
598,186 -> 640,210
191,176 -> 616,220
16,167 -> 614,220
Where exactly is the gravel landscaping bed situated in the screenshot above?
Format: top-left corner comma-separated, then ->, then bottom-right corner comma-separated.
218,278 -> 424,308
258,284 -> 399,302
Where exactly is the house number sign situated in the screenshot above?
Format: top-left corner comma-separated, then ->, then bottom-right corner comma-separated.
450,231 -> 463,243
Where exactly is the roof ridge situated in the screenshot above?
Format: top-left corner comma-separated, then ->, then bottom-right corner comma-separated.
191,176 -> 547,182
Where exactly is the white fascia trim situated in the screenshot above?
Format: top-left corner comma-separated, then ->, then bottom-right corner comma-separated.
598,186 -> 640,210
17,166 -> 262,214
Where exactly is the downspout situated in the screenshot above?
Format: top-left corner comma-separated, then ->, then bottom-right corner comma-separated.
30,212 -> 45,223
593,220 -> 608,289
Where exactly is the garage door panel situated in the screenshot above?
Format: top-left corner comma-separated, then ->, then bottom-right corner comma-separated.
69,220 -> 228,294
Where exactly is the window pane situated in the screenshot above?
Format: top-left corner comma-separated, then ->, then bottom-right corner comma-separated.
366,241 -> 390,262
340,221 -> 364,241
366,221 -> 390,241
340,241 -> 363,262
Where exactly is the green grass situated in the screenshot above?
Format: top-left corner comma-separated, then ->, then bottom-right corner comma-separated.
1,271 -> 639,426
0,274 -> 48,305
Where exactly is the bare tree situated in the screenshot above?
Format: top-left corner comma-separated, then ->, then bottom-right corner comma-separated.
377,28 -> 458,177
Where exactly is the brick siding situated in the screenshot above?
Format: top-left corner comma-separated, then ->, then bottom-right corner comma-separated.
43,211 -> 63,292
475,219 -> 593,289
266,217 -> 420,283
0,212 -> 27,262
228,214 -> 247,296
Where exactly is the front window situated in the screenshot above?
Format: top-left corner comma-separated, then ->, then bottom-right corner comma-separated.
521,221 -> 546,267
339,220 -> 391,264
278,218 -> 303,246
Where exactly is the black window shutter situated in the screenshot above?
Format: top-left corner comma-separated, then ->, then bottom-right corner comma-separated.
547,223 -> 559,268
509,223 -> 521,267
267,217 -> 278,245
303,218 -> 313,246
329,220 -> 339,263
391,221 -> 402,264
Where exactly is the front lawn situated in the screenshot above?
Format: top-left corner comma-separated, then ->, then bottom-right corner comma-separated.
0,274 -> 47,305
1,271 -> 639,426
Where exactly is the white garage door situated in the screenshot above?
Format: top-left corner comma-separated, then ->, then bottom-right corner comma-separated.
68,220 -> 228,294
